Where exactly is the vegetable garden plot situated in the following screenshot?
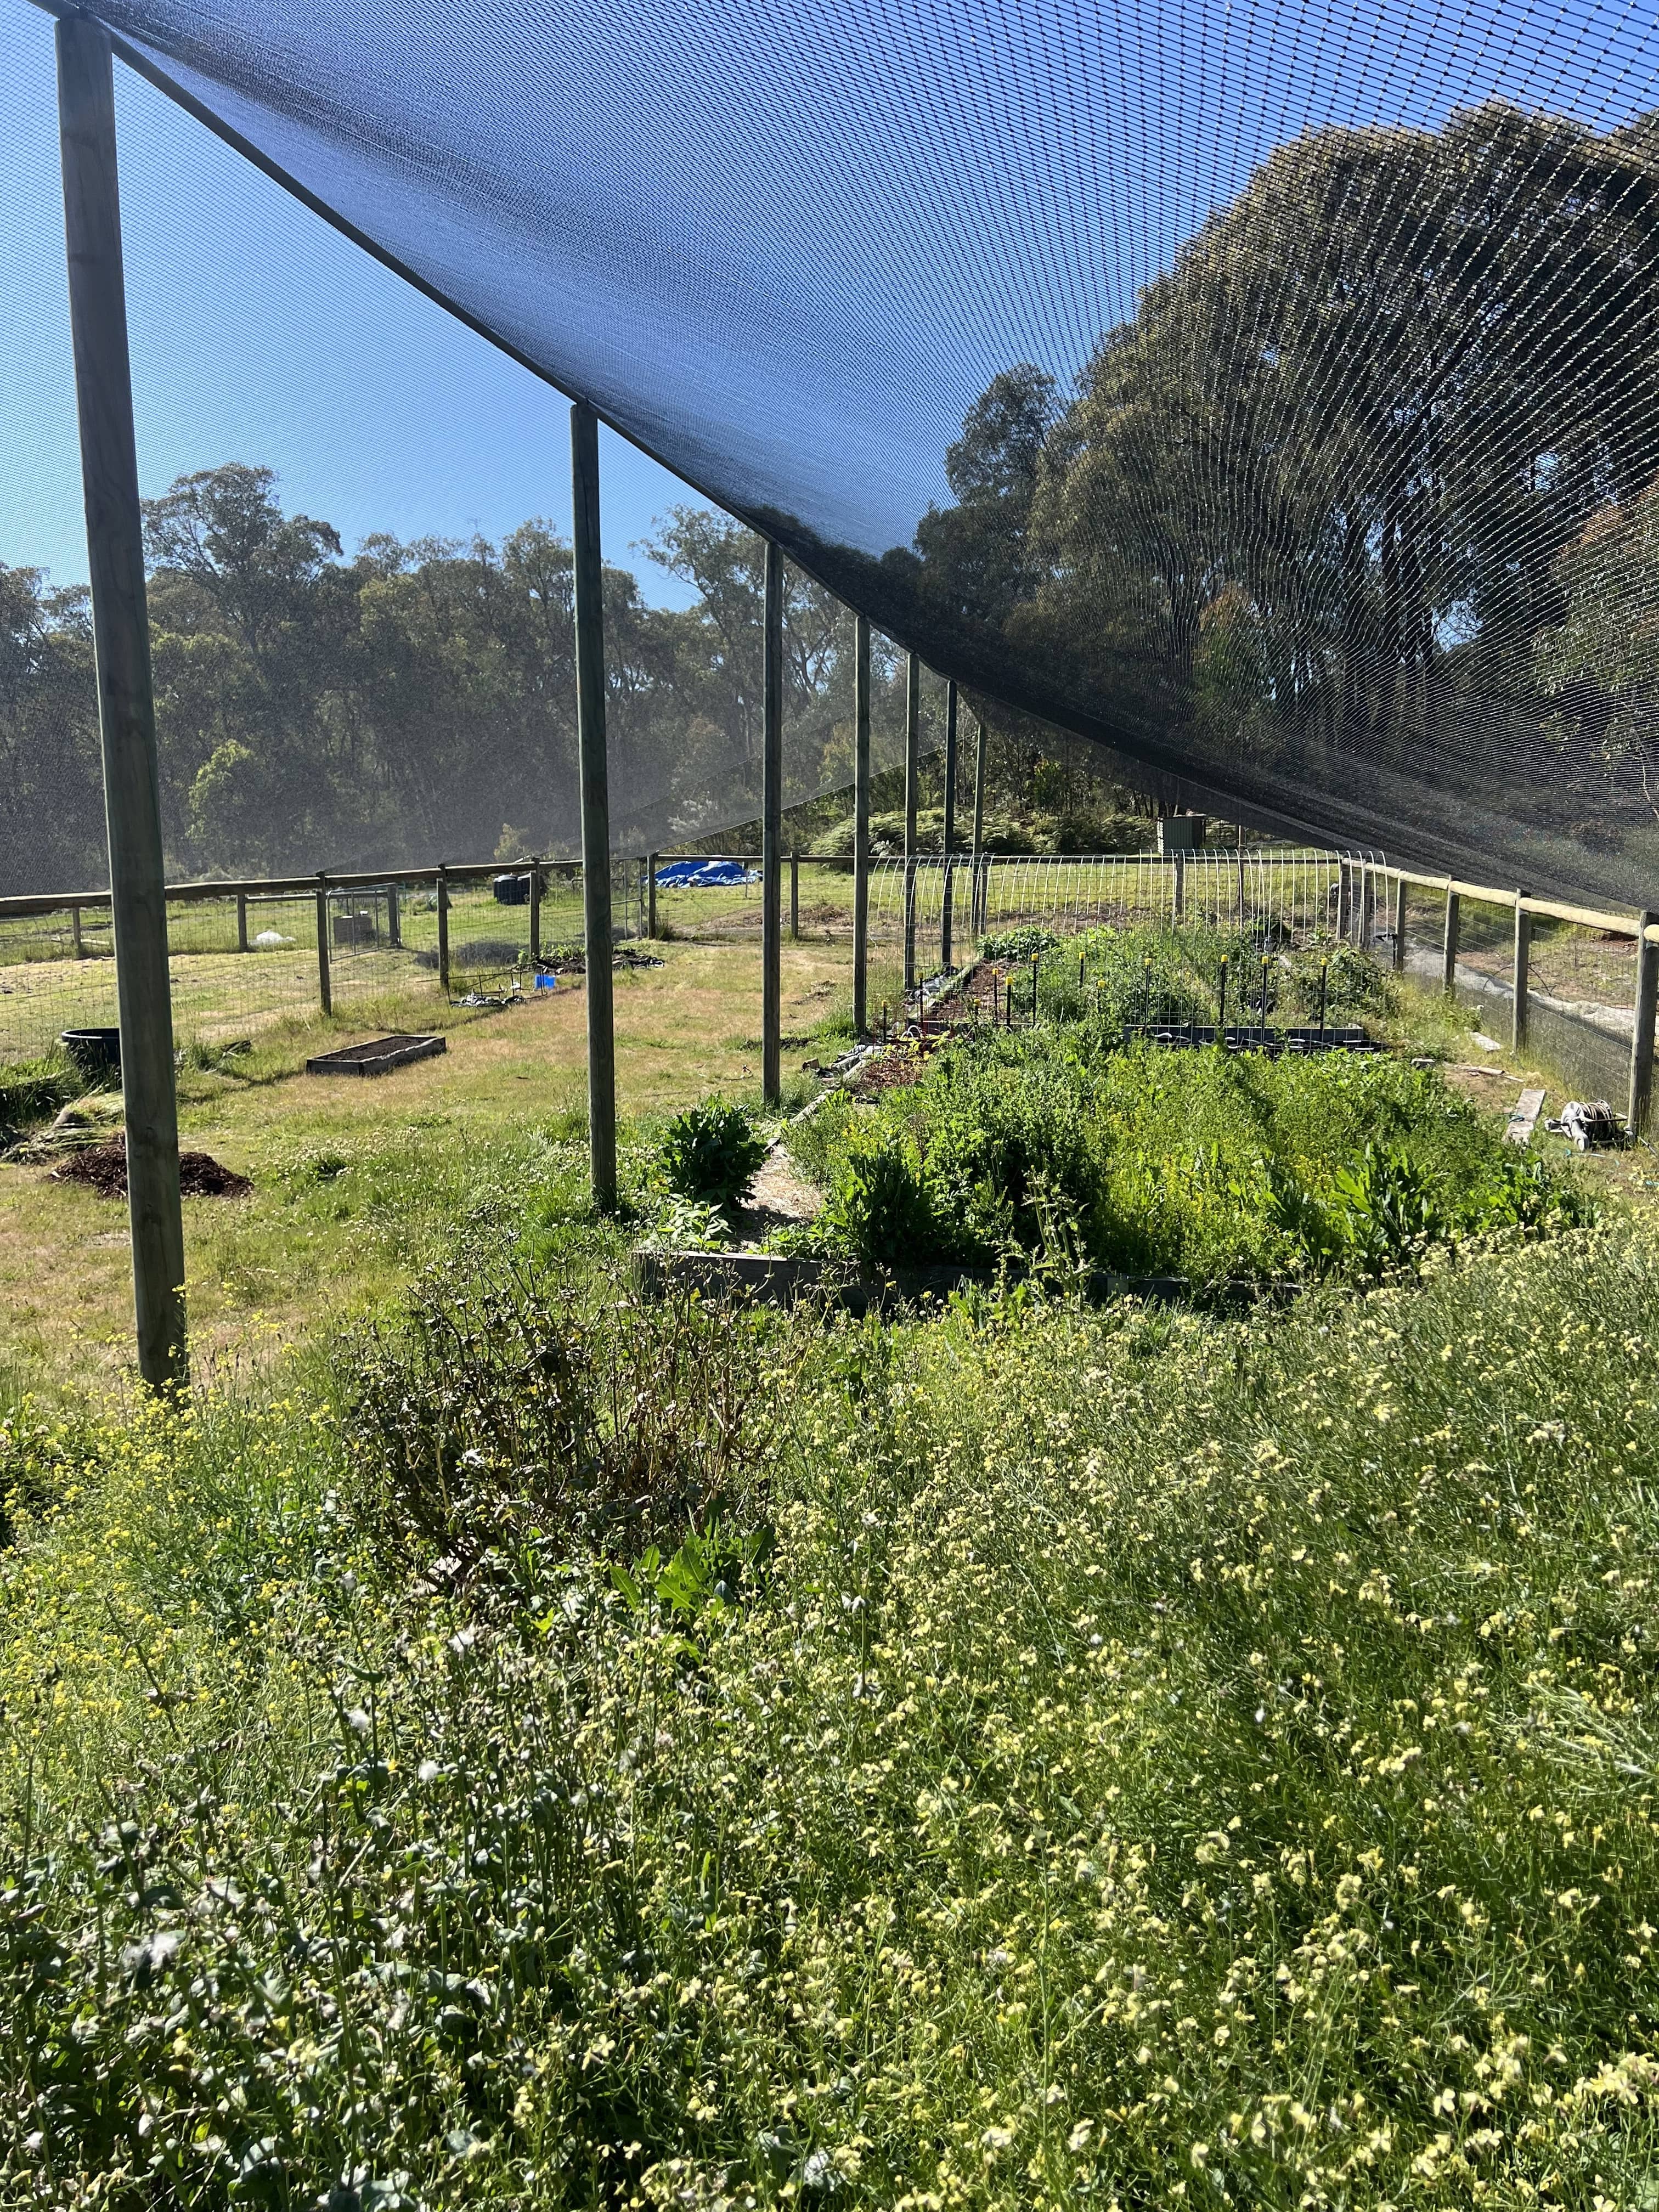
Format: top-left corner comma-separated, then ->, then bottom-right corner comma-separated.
782,924 -> 1591,1289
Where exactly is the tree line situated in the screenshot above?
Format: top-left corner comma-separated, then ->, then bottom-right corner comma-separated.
1,469 -> 922,891
884,100 -> 1659,893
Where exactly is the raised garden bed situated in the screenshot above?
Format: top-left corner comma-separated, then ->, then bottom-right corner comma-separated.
633,1246 -> 1284,1313
305,1034 -> 446,1078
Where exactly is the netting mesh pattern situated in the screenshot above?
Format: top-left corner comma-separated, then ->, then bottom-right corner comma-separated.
55,0 -> 1659,900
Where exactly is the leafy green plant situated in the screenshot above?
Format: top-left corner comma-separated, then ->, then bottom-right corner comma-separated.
826,1127 -> 940,1266
1333,1140 -> 1444,1277
657,1097 -> 769,1211
639,1193 -> 733,1250
1465,1148 -> 1597,1233
610,1520 -> 775,1642
980,923 -> 1059,960
1263,1157 -> 1344,1274
1285,938 -> 1392,1020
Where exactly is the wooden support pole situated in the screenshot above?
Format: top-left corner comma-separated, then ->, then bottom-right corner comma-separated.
571,402 -> 617,1207
235,887 -> 248,953
315,873 -> 332,1015
529,855 -> 543,964
902,648 -> 919,995
644,854 -> 656,944
1173,851 -> 1186,922
1629,909 -> 1658,1136
790,851 -> 799,941
1442,888 -> 1460,993
71,902 -> 84,958
1513,893 -> 1531,1053
940,678 -> 958,969
58,15 -> 184,1391
853,614 -> 871,1037
761,541 -> 783,1105
1237,842 -> 1246,928
1392,871 -> 1407,972
1335,860 -> 1351,941
436,864 -> 450,994
970,716 -> 986,936
387,884 -> 401,947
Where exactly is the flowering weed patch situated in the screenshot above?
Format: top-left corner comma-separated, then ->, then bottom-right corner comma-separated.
0,1225 -> 1656,2204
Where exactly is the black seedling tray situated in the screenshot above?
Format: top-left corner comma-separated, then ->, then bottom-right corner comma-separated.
1121,1024 -> 1377,1054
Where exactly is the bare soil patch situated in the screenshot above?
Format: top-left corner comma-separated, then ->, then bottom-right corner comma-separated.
50,1140 -> 252,1199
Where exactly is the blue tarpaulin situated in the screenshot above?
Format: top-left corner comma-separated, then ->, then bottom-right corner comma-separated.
654,860 -> 759,887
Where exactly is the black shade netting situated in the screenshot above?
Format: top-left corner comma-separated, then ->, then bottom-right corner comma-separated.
26,0 -> 1659,902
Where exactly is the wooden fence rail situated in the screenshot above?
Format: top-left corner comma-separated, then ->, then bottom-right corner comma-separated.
6,845 -> 1657,1127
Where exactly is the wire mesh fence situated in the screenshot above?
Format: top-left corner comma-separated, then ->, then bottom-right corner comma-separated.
1395,879 -> 1640,1101
0,859 -> 653,1068
4,844 -> 1651,1116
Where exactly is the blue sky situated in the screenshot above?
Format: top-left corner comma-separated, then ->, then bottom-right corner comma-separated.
0,0 -> 711,603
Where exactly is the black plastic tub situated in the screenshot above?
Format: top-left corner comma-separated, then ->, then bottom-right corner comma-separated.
60,1026 -> 121,1079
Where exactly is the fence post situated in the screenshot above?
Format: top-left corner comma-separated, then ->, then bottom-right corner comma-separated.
790,851 -> 799,941
853,614 -> 871,1036
1392,871 -> 1407,972
436,865 -> 450,995
1442,888 -> 1460,992
235,887 -> 248,952
387,884 -> 402,947
940,679 -> 958,970
529,855 -> 543,966
761,540 -> 784,1105
1236,842 -> 1246,928
1336,859 -> 1351,941
1173,851 -> 1185,922
1360,864 -> 1376,949
902,650 -> 919,995
970,716 -> 986,936
571,400 -> 617,1207
1512,893 -> 1531,1052
645,853 -> 656,943
58,13 -> 184,1391
314,873 -> 331,1015
1629,911 -> 1658,1136
71,901 -> 83,957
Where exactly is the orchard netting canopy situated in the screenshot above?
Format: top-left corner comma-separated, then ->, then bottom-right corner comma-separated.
19,0 -> 1659,901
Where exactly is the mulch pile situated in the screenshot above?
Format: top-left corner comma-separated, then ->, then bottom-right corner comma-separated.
50,1140 -> 252,1199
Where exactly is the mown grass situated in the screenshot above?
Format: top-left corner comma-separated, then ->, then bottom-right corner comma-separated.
0,939 -> 850,1401
1,1215 -> 1657,2206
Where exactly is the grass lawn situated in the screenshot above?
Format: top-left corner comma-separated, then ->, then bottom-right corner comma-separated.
0,938 -> 853,1401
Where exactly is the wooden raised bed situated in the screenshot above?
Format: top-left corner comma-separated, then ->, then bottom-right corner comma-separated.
633,1248 -> 1284,1313
305,1032 -> 446,1077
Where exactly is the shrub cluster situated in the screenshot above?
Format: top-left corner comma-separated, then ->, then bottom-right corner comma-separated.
348,1254 -> 792,1564
656,1099 -> 768,1215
